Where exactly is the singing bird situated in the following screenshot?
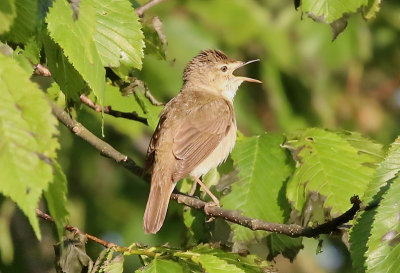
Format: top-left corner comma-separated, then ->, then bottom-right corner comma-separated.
143,49 -> 261,234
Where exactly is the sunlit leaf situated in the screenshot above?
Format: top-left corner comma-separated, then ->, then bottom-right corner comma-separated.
136,258 -> 184,273
350,137 -> 400,272
46,0 -> 105,101
285,128 -> 378,215
366,175 -> 400,273
222,134 -> 293,244
92,0 -> 144,74
0,53 -> 59,239
192,244 -> 271,273
301,0 -> 368,24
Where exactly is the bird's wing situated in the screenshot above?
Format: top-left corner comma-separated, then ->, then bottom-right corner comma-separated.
172,98 -> 233,180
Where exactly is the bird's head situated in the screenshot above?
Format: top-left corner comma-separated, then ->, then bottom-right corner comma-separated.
182,49 -> 261,101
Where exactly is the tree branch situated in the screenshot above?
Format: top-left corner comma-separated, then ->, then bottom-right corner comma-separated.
79,94 -> 148,125
50,102 -> 361,238
36,209 -> 117,248
136,0 -> 167,17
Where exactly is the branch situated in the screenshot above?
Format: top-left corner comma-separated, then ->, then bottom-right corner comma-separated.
136,0 -> 167,17
50,101 -> 144,177
50,102 -> 361,238
172,194 -> 361,237
36,209 -> 117,248
79,94 -> 148,125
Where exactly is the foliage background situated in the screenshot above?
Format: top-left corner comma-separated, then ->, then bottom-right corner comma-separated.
1,0 -> 400,272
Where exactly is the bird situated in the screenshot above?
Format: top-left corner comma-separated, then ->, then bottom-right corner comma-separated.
143,49 -> 261,234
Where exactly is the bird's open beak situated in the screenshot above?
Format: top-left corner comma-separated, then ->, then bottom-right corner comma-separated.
233,59 -> 262,83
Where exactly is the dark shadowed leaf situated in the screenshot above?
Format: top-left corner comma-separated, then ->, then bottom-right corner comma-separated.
44,161 -> 69,240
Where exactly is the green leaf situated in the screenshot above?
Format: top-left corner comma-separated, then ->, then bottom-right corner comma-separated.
136,258 -> 184,273
301,0 -> 368,24
23,36 -> 41,64
101,253 -> 124,273
142,17 -> 167,60
5,0 -> 39,43
338,131 -> 384,164
285,128 -> 378,216
197,254 -> 245,273
350,137 -> 400,272
266,234 -> 303,261
0,0 -> 16,35
44,161 -> 69,240
222,134 -> 293,244
0,53 -> 59,239
43,33 -> 88,104
192,244 -> 271,273
362,0 -> 381,20
46,0 -> 105,101
183,207 -> 210,243
363,137 -> 400,204
92,0 -> 144,74
366,175 -> 400,273
133,89 -> 162,129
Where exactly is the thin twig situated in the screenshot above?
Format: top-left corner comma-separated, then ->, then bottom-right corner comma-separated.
79,94 -> 148,125
144,84 -> 164,106
136,0 -> 167,17
36,209 -> 117,248
50,102 -> 361,238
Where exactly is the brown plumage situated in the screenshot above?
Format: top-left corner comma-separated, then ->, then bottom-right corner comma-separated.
143,49 -> 261,234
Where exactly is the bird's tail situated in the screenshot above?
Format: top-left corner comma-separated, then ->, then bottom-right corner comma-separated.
143,172 -> 175,234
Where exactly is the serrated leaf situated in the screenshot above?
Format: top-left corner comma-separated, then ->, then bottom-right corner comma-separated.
44,161 -> 69,240
101,254 -> 124,273
3,0 -> 38,43
197,254 -> 245,273
46,0 -> 105,102
136,258 -> 184,273
350,137 -> 400,272
366,175 -> 400,273
133,89 -> 162,129
92,0 -> 144,74
0,0 -> 16,35
192,244 -> 271,273
43,33 -> 88,104
285,128 -> 378,216
350,209 -> 375,273
266,234 -> 303,261
301,0 -> 368,24
338,131 -> 384,164
0,53 -> 59,239
23,36 -> 41,64
222,134 -> 293,244
363,137 -> 400,204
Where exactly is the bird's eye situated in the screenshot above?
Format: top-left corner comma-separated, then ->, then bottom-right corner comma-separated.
220,65 -> 228,72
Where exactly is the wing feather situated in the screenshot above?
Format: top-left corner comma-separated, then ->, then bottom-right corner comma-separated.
172,98 -> 233,180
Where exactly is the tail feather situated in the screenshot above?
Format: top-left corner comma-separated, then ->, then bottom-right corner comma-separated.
143,175 -> 175,234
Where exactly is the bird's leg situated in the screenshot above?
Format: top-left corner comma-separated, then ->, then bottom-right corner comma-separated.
188,181 -> 197,196
192,176 -> 220,206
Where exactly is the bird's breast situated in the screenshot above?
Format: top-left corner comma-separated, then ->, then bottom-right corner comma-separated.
190,121 -> 237,178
